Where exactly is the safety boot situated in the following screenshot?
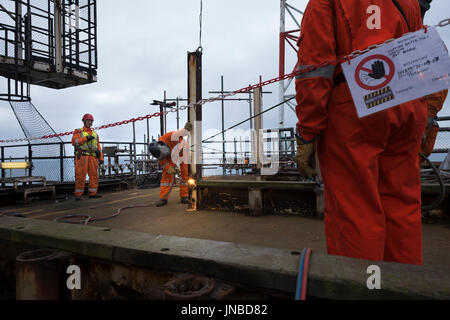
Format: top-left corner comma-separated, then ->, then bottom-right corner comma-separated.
156,199 -> 168,207
181,197 -> 191,205
89,194 -> 102,199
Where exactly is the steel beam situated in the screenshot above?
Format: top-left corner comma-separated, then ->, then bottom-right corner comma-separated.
187,50 -> 202,181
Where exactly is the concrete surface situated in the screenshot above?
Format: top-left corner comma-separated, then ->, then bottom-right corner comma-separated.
1,215 -> 450,299
0,187 -> 449,269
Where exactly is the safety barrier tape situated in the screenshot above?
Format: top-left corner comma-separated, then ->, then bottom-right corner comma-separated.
1,19 -> 449,144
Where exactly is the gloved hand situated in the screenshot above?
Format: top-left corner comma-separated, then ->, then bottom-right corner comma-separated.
99,160 -> 104,166
296,136 -> 317,178
86,135 -> 95,142
184,122 -> 193,132
167,166 -> 180,175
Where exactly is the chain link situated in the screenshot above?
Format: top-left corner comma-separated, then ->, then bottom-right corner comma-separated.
1,20 -> 449,144
438,19 -> 450,27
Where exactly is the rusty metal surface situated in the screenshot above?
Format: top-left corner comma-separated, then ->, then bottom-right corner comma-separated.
15,248 -> 70,300
163,275 -> 215,300
198,186 -> 316,215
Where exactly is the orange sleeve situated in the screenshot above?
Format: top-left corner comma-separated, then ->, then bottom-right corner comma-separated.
71,129 -> 86,148
295,0 -> 336,142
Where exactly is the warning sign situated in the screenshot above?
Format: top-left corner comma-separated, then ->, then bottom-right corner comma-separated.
342,27 -> 450,118
355,55 -> 395,91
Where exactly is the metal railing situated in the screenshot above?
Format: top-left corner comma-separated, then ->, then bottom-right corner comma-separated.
0,140 -> 153,185
1,120 -> 449,184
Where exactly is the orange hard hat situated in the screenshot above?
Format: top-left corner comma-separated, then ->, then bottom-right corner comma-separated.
82,113 -> 94,121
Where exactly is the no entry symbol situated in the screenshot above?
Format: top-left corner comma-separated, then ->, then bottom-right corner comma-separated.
355,54 -> 395,91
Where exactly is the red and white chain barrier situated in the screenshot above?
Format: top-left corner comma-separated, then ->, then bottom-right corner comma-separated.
1,19 -> 449,144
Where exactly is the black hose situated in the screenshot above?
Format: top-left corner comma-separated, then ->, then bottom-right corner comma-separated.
55,175 -> 177,225
420,152 -> 446,212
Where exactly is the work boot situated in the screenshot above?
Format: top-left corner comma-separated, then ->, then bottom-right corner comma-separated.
156,199 -> 168,207
75,196 -> 82,201
89,194 -> 102,199
181,197 -> 191,205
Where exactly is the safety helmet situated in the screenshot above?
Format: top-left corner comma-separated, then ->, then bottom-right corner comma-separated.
149,141 -> 170,160
419,0 -> 432,18
82,113 -> 94,121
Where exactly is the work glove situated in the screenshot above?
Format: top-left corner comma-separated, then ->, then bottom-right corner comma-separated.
296,136 -> 317,178
99,160 -> 104,165
167,166 -> 180,175
86,135 -> 95,142
184,122 -> 193,132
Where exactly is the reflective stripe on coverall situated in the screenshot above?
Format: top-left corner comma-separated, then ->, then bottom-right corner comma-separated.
72,127 -> 104,196
159,130 -> 189,200
295,0 -> 427,264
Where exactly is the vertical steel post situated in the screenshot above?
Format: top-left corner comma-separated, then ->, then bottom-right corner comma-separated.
159,104 -> 164,137
146,118 -> 150,144
28,144 -> 32,177
279,0 -> 286,129
164,90 -> 167,134
248,86 -> 253,131
1,146 -> 5,187
188,51 -> 202,181
54,0 -> 63,73
249,87 -> 263,212
188,51 -> 202,210
221,76 -> 225,175
15,0 -> 23,60
254,87 -> 262,170
129,143 -> 133,176
144,134 -> 147,154
133,122 -> 137,180
60,143 -> 64,182
234,137 -> 237,166
176,98 -> 180,130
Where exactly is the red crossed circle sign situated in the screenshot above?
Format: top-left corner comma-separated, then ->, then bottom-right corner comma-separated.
355,54 -> 395,91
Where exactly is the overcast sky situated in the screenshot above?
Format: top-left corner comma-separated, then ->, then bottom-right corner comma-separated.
0,0 -> 449,148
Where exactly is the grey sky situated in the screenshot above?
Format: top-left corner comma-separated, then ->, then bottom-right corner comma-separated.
0,0 -> 449,146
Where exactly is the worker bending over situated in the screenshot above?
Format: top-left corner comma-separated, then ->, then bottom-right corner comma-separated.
149,122 -> 192,207
72,113 -> 104,200
295,0 -> 429,265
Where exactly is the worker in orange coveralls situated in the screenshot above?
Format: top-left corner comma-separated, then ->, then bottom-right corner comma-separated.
419,1 -> 448,157
149,122 -> 192,207
420,89 -> 448,157
295,0 -> 429,265
72,113 -> 104,200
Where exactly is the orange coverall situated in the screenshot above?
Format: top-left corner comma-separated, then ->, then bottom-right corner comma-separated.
295,0 -> 427,264
72,127 -> 104,197
158,130 -> 189,200
420,90 -> 448,157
